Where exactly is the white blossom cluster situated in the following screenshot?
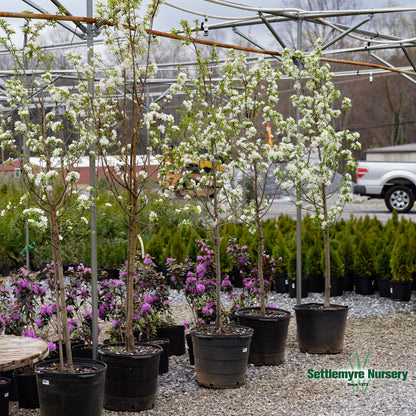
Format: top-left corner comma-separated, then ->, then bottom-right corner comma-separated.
273,41 -> 361,230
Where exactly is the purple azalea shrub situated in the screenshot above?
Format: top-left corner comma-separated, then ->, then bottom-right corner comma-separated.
168,240 -> 217,326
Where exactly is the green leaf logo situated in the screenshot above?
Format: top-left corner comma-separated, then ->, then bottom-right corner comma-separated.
347,350 -> 371,392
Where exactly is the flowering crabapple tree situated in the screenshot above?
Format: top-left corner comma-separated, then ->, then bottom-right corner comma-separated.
67,0 -> 172,351
150,34 -> 265,331
0,19 -> 95,370
273,42 -> 360,307
220,54 -> 287,315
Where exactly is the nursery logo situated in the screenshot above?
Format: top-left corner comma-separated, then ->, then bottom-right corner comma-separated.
307,350 -> 409,393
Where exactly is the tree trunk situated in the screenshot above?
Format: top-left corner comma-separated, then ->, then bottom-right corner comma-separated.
50,208 -> 74,372
324,227 -> 331,308
213,223 -> 222,330
125,203 -> 139,352
212,160 -> 222,331
253,163 -> 266,315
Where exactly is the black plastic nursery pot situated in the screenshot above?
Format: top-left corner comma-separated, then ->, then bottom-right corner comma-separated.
14,371 -> 39,409
377,277 -> 391,298
190,324 -> 253,389
236,307 -> 291,366
308,274 -> 324,293
330,277 -> 344,297
275,273 -> 289,293
0,377 -> 10,416
150,338 -> 170,374
0,371 -> 17,401
288,279 -> 309,298
343,271 -> 355,291
355,275 -> 375,295
294,303 -> 348,354
390,280 -> 412,301
98,343 -> 162,411
156,325 -> 185,356
72,344 -> 94,359
35,358 -> 107,416
133,332 -> 170,374
186,333 -> 194,365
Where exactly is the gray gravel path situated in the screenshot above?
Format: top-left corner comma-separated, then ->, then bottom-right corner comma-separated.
8,290 -> 416,416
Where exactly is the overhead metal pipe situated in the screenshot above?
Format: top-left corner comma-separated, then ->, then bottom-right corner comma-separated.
322,14 -> 373,50
0,10 -> 415,78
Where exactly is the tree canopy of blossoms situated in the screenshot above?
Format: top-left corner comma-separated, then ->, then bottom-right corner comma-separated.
68,0 -> 168,351
0,18 -> 96,369
273,41 -> 361,307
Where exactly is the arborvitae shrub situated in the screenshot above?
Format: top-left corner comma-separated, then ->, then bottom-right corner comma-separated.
375,246 -> 392,279
305,244 -> 323,276
390,234 -> 415,281
353,236 -> 375,277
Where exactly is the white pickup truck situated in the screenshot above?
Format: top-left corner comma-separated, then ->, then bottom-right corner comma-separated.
353,161 -> 416,213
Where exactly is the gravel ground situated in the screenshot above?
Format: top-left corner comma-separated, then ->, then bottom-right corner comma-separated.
8,290 -> 416,416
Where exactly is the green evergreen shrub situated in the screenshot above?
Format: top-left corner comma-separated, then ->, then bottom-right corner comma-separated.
353,236 -> 375,277
390,234 -> 415,282
375,245 -> 392,280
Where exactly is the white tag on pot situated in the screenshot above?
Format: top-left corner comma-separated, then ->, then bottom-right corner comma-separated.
4,393 -> 9,398
43,379 -> 50,386
242,347 -> 248,353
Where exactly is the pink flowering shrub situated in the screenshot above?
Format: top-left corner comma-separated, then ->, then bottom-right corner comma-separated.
167,240 -> 217,326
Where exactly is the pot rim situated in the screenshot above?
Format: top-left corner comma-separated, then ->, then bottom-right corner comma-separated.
235,306 -> 291,320
293,302 -> 348,312
190,324 -> 254,339
97,342 -> 163,359
34,358 -> 107,377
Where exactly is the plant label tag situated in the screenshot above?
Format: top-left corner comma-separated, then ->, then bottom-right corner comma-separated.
242,347 -> 248,353
4,393 -> 9,398
390,288 -> 393,293
43,379 -> 50,386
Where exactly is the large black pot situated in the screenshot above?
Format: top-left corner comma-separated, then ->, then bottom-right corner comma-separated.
390,280 -> 412,301
156,325 -> 185,356
236,307 -> 291,366
35,358 -> 107,416
14,370 -> 39,409
190,324 -> 253,389
355,275 -> 375,295
98,343 -> 162,411
294,303 -> 348,354
0,377 -> 10,416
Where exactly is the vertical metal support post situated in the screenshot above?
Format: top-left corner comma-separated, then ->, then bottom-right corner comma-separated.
296,19 -> 303,305
87,0 -> 98,360
23,24 -> 30,269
